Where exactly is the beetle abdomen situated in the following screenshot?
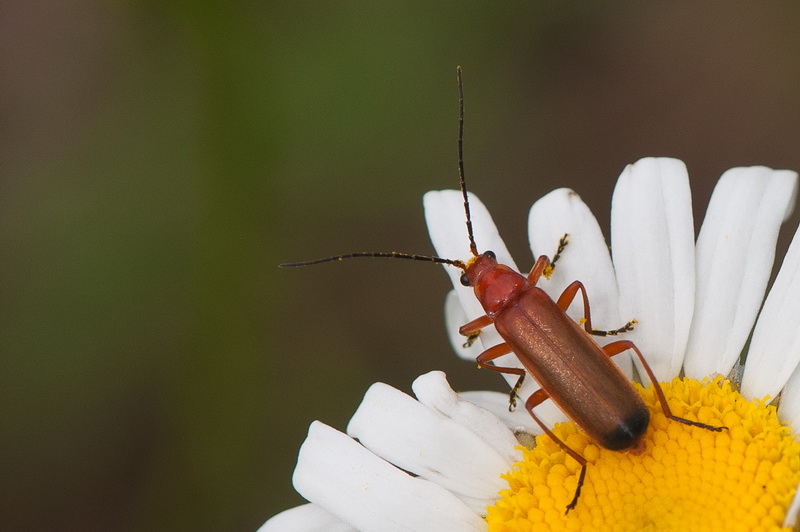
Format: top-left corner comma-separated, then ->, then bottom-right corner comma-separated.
598,407 -> 649,450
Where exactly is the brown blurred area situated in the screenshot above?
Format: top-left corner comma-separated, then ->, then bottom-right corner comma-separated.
2,2 -> 800,530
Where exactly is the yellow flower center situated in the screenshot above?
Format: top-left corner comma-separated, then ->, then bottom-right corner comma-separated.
486,377 -> 800,531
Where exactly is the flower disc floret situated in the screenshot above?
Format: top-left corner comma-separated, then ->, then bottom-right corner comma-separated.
486,377 -> 800,532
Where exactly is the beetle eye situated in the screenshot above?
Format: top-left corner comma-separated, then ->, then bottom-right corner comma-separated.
485,250 -> 496,259
460,273 -> 470,286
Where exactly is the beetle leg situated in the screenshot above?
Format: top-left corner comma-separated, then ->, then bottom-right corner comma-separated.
594,320 -> 638,336
458,314 -> 493,347
556,280 -> 637,336
462,334 -> 480,348
529,234 -> 570,282
526,254 -> 551,285
474,343 -> 525,410
544,233 -> 570,278
602,340 -> 727,433
525,388 -> 587,514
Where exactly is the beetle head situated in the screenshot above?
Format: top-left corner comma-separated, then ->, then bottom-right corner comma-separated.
460,251 -> 528,317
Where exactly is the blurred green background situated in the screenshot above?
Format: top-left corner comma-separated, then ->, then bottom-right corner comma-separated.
3,2 -> 800,530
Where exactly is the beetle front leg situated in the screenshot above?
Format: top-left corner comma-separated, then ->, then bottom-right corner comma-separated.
528,234 -> 570,284
556,280 -> 637,336
545,233 -> 570,278
459,314 -> 493,347
474,342 -> 525,410
527,254 -> 552,285
602,340 -> 726,433
525,388 -> 587,514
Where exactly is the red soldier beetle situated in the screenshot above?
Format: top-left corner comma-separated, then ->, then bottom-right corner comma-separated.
281,66 -> 725,513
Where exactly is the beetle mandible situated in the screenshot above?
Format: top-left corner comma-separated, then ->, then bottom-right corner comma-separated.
281,66 -> 725,513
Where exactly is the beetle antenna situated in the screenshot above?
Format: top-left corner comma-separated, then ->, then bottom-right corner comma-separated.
281,69 -> 478,272
280,252 -> 466,270
457,66 -> 479,257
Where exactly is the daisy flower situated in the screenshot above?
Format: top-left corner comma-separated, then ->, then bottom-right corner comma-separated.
263,157 -> 800,531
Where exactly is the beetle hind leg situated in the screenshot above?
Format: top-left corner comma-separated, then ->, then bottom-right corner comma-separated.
602,340 -> 727,433
525,388 -> 588,514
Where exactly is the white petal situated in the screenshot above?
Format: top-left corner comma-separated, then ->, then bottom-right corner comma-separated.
444,290 -> 484,362
293,421 -> 485,532
459,390 -> 541,435
258,504 -> 355,532
529,188 -> 621,325
684,167 -> 798,379
742,223 -> 800,400
778,363 -> 800,433
424,189 -> 518,319
411,371 -> 521,465
346,380 -> 510,513
784,479 -> 800,528
529,187 -> 632,379
611,157 -> 695,382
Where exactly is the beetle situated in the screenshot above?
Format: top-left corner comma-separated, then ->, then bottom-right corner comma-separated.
281,66 -> 725,513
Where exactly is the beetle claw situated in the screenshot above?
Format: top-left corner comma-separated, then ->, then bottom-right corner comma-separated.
508,393 -> 517,411
462,332 -> 480,348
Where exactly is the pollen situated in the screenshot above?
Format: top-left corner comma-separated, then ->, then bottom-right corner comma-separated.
486,377 -> 800,532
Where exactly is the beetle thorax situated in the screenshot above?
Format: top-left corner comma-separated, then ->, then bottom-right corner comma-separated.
465,253 -> 529,317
